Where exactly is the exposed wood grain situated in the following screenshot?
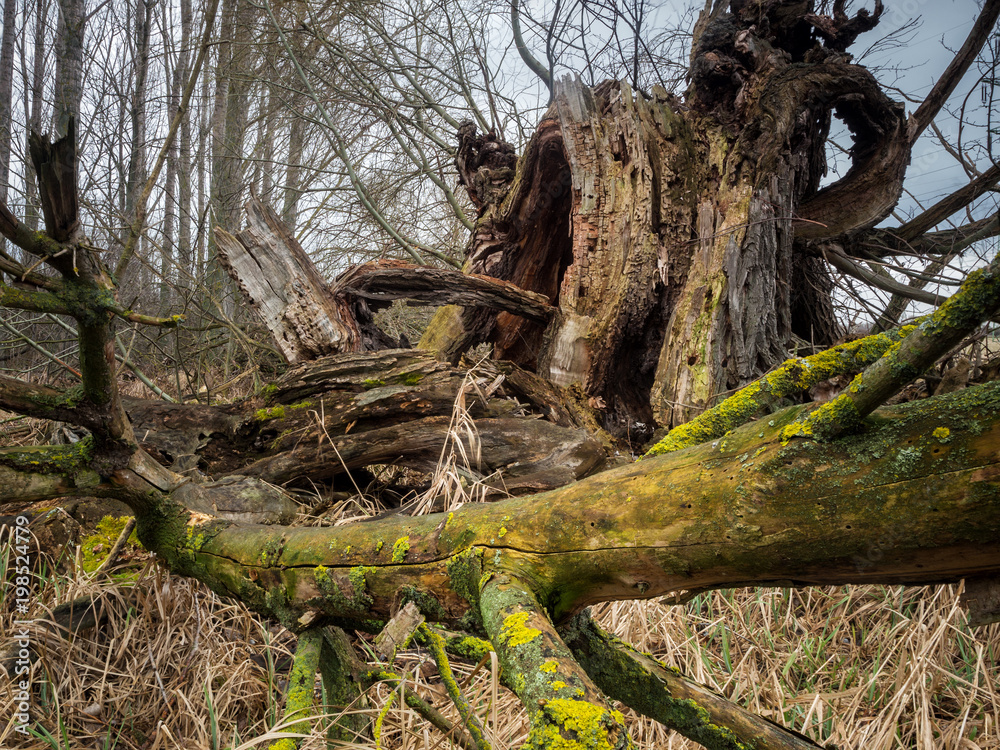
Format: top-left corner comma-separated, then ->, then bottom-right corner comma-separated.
337,260 -> 556,322
214,198 -> 361,362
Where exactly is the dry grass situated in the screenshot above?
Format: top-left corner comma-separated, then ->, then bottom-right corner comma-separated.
594,587 -> 999,749
2,369 -> 998,748
2,542 -> 996,749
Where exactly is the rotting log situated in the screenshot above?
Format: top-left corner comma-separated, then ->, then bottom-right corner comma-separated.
130,380 -> 1000,632
123,348 -> 608,496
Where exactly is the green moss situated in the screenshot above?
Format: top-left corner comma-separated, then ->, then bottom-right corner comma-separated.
80,515 -> 141,573
398,585 -> 447,619
399,372 -> 424,386
392,536 -> 410,563
254,405 -> 286,421
446,547 -> 484,606
259,383 -> 279,399
0,435 -> 95,476
362,378 -> 386,390
570,618 -> 752,749
314,566 -> 374,615
499,611 -> 542,649
644,325 -> 914,457
348,566 -> 375,602
280,629 -> 322,740
373,691 -> 396,743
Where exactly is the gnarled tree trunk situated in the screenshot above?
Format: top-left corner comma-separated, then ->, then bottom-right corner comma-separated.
423,2 -> 909,441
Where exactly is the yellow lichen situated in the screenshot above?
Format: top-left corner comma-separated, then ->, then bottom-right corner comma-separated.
528,698 -> 627,750
933,427 -> 951,441
540,660 -> 559,673
499,611 -> 542,648
392,536 -> 410,563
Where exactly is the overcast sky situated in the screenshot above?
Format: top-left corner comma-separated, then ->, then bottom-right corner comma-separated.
850,0 -> 996,221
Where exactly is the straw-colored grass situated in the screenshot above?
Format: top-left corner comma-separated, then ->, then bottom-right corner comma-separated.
2,542 -> 996,749
2,367 -> 998,748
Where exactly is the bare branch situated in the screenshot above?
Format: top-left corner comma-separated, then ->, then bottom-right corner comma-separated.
0,197 -> 69,260
907,0 -> 1000,143
895,163 -> 1000,242
511,0 -> 553,97
819,242 -> 951,308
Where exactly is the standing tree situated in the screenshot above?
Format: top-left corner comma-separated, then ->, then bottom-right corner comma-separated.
1,1 -> 999,748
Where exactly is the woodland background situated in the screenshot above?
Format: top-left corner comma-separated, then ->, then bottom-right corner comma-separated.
0,0 -> 998,747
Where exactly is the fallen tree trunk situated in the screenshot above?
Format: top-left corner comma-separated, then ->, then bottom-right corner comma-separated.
138,380 -> 1000,632
124,348 -> 608,495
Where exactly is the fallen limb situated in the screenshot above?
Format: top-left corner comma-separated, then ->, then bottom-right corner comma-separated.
561,614 -> 822,750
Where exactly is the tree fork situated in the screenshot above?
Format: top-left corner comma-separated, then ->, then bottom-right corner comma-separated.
479,574 -> 633,750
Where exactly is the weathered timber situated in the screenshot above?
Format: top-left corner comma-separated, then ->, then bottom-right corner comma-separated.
122,349 -> 606,495
140,380 -> 1000,631
214,198 -> 365,362
336,260 -> 556,322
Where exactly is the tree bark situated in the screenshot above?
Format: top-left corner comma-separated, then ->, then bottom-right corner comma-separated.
421,2 -> 924,442
52,0 -> 86,139
0,0 -> 16,243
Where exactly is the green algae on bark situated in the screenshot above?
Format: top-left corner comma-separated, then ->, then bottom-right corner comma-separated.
644,325 -> 915,457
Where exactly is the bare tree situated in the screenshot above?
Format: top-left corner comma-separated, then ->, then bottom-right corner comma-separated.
1,1 -> 1000,748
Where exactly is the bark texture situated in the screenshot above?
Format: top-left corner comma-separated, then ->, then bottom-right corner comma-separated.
421,1 -> 921,442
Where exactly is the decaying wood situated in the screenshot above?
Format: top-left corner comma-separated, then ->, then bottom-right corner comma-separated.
3,3 -> 1000,747
214,198 -> 365,362
150,379 -> 1000,626
126,349 -> 607,496
336,260 -> 556,322
420,1 -> 951,440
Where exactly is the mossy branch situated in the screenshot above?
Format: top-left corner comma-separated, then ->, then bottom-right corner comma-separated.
268,628 -> 324,750
561,614 -> 823,750
479,574 -> 634,749
0,284 -> 72,315
421,623 -> 493,750
0,199 -> 69,259
318,627 -> 373,743
784,250 -> 1000,441
0,441 -> 101,504
644,325 -> 915,457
